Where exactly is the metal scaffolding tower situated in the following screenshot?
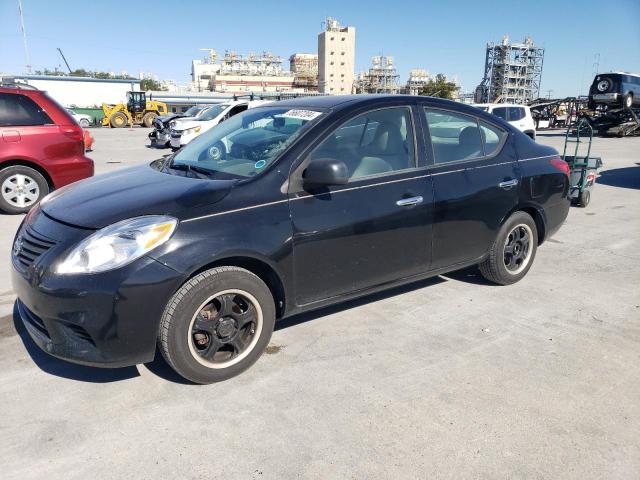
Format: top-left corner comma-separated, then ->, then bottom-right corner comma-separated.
475,36 -> 544,104
355,56 -> 400,94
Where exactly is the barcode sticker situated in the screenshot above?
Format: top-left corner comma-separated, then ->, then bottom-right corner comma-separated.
279,109 -> 323,121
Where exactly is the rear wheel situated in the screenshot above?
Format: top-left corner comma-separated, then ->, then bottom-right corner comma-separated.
142,112 -> 157,128
79,118 -> 90,128
621,93 -> 633,110
110,112 -> 128,128
158,267 -> 275,384
479,211 -> 538,285
0,166 -> 49,214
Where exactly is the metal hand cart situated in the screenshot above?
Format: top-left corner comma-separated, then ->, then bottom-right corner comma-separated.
563,118 -> 603,207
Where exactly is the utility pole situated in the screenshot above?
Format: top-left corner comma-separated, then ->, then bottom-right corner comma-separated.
57,48 -> 72,73
17,0 -> 31,73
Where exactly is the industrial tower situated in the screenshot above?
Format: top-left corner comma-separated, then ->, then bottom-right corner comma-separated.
475,36 -> 544,104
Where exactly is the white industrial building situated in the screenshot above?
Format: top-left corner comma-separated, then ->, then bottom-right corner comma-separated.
318,17 -> 356,94
0,74 -> 141,108
191,49 -> 295,93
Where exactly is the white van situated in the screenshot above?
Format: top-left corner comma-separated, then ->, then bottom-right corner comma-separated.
473,104 -> 536,140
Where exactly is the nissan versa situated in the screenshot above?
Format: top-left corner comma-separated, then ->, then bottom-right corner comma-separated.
11,95 -> 570,384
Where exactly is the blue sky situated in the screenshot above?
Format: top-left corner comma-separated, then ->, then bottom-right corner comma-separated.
1,0 -> 639,97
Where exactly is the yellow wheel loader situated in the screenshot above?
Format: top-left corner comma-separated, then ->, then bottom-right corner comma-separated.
101,91 -> 168,128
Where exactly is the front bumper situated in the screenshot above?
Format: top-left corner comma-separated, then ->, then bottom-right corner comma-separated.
170,133 -> 183,148
12,212 -> 184,368
150,130 -> 170,146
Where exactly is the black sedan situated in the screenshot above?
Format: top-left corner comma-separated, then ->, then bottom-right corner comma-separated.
11,95 -> 571,384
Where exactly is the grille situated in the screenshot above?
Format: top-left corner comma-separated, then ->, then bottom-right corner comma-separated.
18,300 -> 50,339
14,226 -> 57,270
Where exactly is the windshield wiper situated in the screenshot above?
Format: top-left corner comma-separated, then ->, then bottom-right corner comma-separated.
169,162 -> 216,177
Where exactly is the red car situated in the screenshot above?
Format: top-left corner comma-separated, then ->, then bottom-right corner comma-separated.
0,83 -> 94,214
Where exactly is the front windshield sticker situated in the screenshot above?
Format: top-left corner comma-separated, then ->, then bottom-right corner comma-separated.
279,109 -> 322,121
254,160 -> 266,169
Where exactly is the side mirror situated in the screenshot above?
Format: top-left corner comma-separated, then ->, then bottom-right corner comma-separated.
303,158 -> 349,187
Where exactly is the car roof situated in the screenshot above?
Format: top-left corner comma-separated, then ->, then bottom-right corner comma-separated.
473,103 -> 529,108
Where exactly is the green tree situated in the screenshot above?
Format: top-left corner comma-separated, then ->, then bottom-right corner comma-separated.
419,74 -> 459,100
140,78 -> 167,91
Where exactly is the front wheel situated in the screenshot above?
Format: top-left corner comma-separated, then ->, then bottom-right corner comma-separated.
110,112 -> 128,128
621,93 -> 633,110
79,118 -> 91,128
479,211 -> 538,285
158,267 -> 275,384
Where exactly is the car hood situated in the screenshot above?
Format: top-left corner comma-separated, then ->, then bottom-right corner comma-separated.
41,163 -> 234,229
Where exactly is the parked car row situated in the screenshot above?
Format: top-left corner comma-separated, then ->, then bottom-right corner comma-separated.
11,94 -> 571,383
149,100 -> 270,150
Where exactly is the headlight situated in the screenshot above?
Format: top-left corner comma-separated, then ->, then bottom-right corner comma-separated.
169,120 -> 177,128
56,216 -> 177,274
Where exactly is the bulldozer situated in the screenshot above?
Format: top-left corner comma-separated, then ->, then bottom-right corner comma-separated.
101,91 -> 168,128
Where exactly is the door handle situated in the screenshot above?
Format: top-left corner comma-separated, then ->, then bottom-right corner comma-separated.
396,196 -> 423,207
499,179 -> 519,189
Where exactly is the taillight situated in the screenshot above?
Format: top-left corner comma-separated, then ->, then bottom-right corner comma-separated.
59,125 -> 84,142
549,156 -> 570,177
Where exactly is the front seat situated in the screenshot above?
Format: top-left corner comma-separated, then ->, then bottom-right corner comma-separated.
352,121 -> 407,178
458,126 -> 483,159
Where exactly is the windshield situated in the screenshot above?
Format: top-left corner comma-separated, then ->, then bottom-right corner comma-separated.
170,106 -> 324,180
184,105 -> 204,116
196,105 -> 228,121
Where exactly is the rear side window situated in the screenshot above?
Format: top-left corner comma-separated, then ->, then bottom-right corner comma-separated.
479,121 -> 507,156
508,107 -> 525,121
492,107 -> 508,121
424,109 -> 483,163
0,93 -> 53,126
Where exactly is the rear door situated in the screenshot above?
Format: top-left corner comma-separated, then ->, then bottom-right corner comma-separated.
0,92 -> 70,161
288,103 -> 433,305
421,105 -> 520,269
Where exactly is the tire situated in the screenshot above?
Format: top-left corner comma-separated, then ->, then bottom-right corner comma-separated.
621,93 -> 633,110
0,165 -> 49,214
142,112 -> 157,128
110,112 -> 128,128
578,189 -> 591,208
158,266 -> 275,384
79,118 -> 91,128
479,211 -> 538,285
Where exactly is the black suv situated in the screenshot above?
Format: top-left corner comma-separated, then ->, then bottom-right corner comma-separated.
588,72 -> 640,109
12,95 -> 571,384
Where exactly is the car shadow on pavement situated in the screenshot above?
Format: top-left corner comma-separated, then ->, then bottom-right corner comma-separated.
12,266 -> 491,383
596,166 -> 640,190
275,270 -> 492,331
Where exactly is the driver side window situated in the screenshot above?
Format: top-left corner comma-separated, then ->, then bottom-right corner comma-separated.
309,107 -> 416,181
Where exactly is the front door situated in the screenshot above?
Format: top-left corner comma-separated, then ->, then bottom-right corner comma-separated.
289,105 -> 433,305
421,106 -> 520,269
